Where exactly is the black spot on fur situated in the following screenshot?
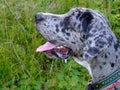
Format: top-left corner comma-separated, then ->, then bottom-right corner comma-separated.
44,24 -> 47,26
87,40 -> 92,45
53,32 -> 56,34
87,47 -> 99,56
73,22 -> 77,26
71,42 -> 76,44
66,32 -> 70,36
63,17 -> 70,27
99,65 -> 102,69
54,18 -> 57,21
92,29 -> 97,33
84,54 -> 89,58
60,22 -> 63,27
65,37 -> 69,40
80,54 -> 83,57
86,33 -> 93,39
80,38 -> 84,42
87,25 -> 93,31
95,39 -> 106,48
62,28 -> 65,33
107,35 -> 113,45
72,12 -> 75,15
114,41 -> 120,51
80,11 -> 93,33
108,52 -> 110,55
104,54 -> 108,58
61,28 -> 70,36
102,62 -> 106,65
110,63 -> 115,68
116,55 -> 118,59
78,24 -> 81,28
49,40 -> 57,44
55,24 -> 59,32
82,35 -> 86,39
102,31 -> 106,35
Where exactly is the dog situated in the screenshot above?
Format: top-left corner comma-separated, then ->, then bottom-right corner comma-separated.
35,8 -> 120,90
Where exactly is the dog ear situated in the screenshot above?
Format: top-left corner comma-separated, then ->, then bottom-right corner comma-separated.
80,11 -> 93,33
82,27 -> 113,60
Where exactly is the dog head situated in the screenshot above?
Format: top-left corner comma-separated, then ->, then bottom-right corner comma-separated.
35,8 -> 112,60
35,8 -> 93,58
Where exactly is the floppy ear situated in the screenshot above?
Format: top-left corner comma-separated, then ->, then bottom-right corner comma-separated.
82,15 -> 113,60
80,11 -> 93,33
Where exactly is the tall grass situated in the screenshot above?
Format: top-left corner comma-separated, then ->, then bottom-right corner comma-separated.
0,0 -> 120,90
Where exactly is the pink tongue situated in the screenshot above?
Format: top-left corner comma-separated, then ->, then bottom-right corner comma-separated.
36,42 -> 56,52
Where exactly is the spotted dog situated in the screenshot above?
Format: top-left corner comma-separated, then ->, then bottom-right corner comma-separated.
35,8 -> 120,90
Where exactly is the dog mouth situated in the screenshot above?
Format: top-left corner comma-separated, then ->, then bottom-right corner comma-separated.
36,41 -> 73,60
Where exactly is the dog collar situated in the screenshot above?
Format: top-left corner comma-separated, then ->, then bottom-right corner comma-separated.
88,68 -> 120,90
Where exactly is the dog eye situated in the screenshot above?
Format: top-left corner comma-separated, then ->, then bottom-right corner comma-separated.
75,10 -> 78,12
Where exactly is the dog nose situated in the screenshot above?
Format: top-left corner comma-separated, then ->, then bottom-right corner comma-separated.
35,13 -> 44,22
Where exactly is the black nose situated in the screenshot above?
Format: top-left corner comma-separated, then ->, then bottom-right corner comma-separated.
35,13 -> 44,22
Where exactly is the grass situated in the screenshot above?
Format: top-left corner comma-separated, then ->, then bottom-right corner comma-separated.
0,0 -> 120,90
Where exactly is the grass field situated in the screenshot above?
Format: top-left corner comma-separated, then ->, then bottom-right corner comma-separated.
0,0 -> 120,90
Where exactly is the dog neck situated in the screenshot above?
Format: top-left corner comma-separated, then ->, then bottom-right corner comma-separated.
91,42 -> 120,83
88,68 -> 120,90
73,42 -> 120,83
